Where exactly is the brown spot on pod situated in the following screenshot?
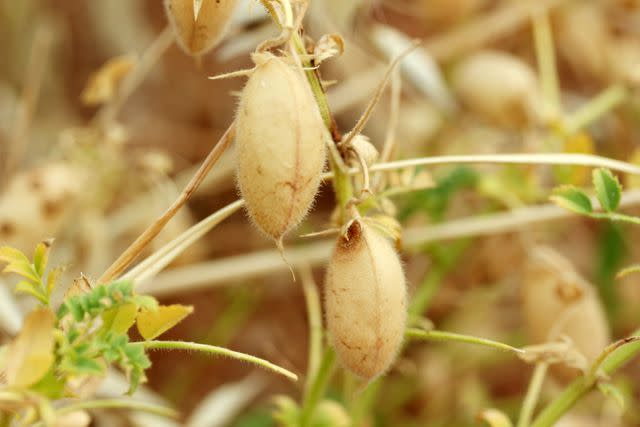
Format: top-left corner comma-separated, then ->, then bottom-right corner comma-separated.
521,246 -> 610,381
165,0 -> 239,56
235,53 -> 326,242
325,220 -> 407,380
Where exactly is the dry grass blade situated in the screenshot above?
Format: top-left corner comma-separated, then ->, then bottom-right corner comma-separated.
2,28 -> 51,185
98,123 -> 236,283
123,200 -> 244,285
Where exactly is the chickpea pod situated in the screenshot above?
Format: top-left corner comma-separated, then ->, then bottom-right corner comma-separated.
325,219 -> 408,380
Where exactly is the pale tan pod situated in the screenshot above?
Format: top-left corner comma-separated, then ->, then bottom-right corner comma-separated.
235,53 -> 326,241
0,163 -> 83,252
325,220 -> 407,380
451,50 -> 540,127
521,246 -> 610,381
164,0 -> 239,56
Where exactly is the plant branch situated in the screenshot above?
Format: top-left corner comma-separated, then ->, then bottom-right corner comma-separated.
563,84 -> 627,135
123,199 -> 244,285
517,363 -> 548,427
531,329 -> 640,427
143,189 -> 640,296
142,340 -> 298,382
56,399 -> 178,419
406,328 -> 524,354
98,123 -> 235,283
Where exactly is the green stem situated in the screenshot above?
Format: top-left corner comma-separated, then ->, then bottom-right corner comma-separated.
142,341 -> 298,382
287,17 -> 353,222
517,363 -> 548,427
408,267 -> 447,320
530,329 -> 640,427
56,399 -> 178,419
300,267 -> 323,397
405,328 -> 524,354
591,212 -> 640,226
300,348 -> 336,427
563,84 -> 627,135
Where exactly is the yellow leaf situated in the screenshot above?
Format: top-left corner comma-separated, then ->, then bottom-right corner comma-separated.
137,304 -> 193,340
477,409 -> 513,427
101,303 -> 138,334
6,308 -> 56,388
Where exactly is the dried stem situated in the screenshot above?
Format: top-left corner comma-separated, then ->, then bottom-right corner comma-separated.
56,399 -> 178,419
3,28 -> 51,185
98,124 -> 235,283
96,26 -> 174,127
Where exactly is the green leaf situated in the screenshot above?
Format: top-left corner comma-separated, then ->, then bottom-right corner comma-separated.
0,246 -> 39,283
30,366 -> 66,399
593,168 -> 622,212
598,382 -> 625,409
32,239 -> 53,277
550,186 -> 593,215
73,357 -> 105,375
136,304 -> 193,340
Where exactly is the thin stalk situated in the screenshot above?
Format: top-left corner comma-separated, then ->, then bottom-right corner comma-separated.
56,399 -> 178,419
4,27 -> 51,183
531,329 -> 640,427
299,265 -> 323,397
142,340 -> 298,382
98,124 -> 235,283
122,199 -> 244,284
406,328 -> 524,354
356,153 -> 640,177
563,84 -> 627,135
299,348 -> 336,427
408,267 -> 447,320
517,363 -> 548,427
96,26 -> 174,126
591,212 -> 640,226
531,9 -> 560,114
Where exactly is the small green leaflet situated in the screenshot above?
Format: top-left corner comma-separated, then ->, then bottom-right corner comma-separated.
550,186 -> 593,215
593,168 -> 622,212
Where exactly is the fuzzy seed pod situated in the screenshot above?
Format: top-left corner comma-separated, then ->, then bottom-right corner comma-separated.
165,0 -> 239,56
451,50 -> 540,127
522,246 -> 610,381
235,53 -> 326,242
325,219 -> 407,380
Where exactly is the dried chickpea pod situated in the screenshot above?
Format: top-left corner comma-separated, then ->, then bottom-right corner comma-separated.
451,50 -> 540,127
0,163 -> 83,252
236,53 -> 326,244
521,246 -> 610,381
325,219 -> 407,380
164,0 -> 239,56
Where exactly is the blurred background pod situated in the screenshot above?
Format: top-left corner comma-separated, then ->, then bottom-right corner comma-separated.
165,0 -> 240,56
521,246 -> 610,382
